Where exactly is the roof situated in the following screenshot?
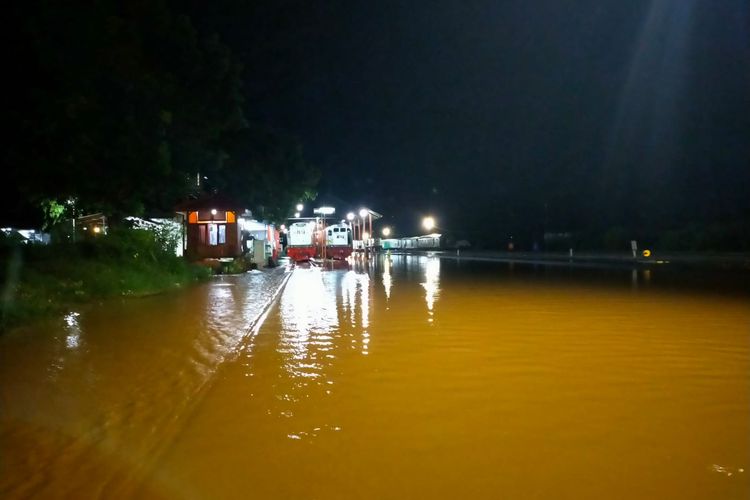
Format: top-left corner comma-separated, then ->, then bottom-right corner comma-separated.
174,193 -> 246,212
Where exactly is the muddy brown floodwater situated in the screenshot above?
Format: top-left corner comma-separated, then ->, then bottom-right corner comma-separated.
1,256 -> 749,499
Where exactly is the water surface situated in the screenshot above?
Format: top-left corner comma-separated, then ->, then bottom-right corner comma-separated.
1,257 -> 748,499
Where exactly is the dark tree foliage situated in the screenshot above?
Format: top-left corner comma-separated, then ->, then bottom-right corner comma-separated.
217,124 -> 318,223
3,0 -> 317,225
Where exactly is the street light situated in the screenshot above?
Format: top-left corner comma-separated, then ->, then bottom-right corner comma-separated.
422,216 -> 435,231
359,208 -> 368,218
294,212 -> 300,218
346,212 -> 354,221
362,231 -> 370,241
382,227 -> 391,237
296,203 -> 304,212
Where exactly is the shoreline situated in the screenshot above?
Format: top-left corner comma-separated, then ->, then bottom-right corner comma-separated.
387,249 -> 750,271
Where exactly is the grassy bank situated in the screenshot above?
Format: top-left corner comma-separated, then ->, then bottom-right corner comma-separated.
0,228 -> 211,331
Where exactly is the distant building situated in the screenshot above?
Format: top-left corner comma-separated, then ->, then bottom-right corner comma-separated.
240,218 -> 281,266
125,216 -> 183,257
0,227 -> 50,245
76,213 -> 107,238
175,194 -> 244,260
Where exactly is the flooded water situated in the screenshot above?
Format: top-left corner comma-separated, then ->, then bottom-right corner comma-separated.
1,256 -> 749,499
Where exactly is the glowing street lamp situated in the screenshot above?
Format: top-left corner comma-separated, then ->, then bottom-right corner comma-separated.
362,231 -> 370,241
294,212 -> 300,218
296,203 -> 304,212
359,208 -> 368,218
346,212 -> 355,221
382,227 -> 391,237
422,216 -> 435,232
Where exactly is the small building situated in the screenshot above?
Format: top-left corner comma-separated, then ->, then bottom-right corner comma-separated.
175,194 -> 244,260
240,218 -> 281,266
76,213 -> 107,238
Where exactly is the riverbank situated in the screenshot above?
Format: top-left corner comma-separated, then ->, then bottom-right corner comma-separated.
0,229 -> 211,331
390,249 -> 750,271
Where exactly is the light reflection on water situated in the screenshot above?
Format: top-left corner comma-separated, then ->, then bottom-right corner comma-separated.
1,258 -> 749,499
382,256 -> 392,300
421,257 -> 440,319
63,312 -> 81,350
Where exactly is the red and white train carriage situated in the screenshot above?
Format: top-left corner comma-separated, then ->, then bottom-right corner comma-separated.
325,223 -> 353,259
286,221 -> 317,262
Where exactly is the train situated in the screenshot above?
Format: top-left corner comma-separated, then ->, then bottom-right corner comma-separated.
286,221 -> 317,262
286,220 -> 441,262
286,221 -> 354,262
325,223 -> 353,259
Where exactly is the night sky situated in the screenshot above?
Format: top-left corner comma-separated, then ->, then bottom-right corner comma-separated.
172,1 -> 750,241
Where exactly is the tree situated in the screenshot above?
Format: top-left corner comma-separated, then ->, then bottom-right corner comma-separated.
4,0 -> 246,219
217,124 -> 319,223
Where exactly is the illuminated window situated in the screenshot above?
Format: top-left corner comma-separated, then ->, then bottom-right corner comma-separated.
201,224 -> 227,246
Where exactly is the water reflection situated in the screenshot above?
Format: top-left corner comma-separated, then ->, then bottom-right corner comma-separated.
63,312 -> 81,350
280,268 -> 339,363
341,270 -> 370,331
630,269 -> 654,291
382,256 -> 392,301
422,257 -> 441,320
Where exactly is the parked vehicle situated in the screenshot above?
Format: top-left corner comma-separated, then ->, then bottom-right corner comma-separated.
287,221 -> 317,262
325,223 -> 353,259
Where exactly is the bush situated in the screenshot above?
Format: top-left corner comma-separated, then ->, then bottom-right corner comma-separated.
1,227 -> 209,331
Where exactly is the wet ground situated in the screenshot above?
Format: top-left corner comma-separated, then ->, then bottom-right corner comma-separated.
1,256 -> 748,499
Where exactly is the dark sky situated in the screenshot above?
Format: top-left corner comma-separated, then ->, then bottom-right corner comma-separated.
180,0 -> 750,240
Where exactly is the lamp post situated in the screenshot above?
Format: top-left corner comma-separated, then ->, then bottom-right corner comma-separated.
359,208 -> 367,250
313,206 -> 335,260
359,208 -> 373,258
346,212 -> 355,241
